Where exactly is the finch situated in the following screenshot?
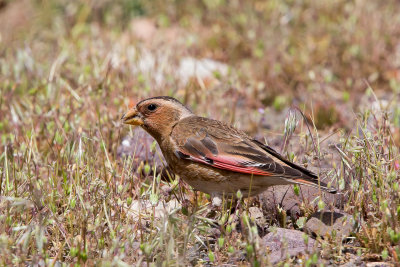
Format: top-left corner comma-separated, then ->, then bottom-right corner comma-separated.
121,96 -> 336,197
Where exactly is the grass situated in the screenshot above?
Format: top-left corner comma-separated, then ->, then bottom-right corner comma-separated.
1,0 -> 400,265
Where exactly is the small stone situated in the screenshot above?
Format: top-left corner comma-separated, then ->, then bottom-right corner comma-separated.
261,228 -> 316,264
118,128 -> 165,177
122,139 -> 130,147
259,185 -> 339,220
304,217 -> 330,236
304,210 -> 355,240
212,196 -> 222,207
130,18 -> 157,41
207,227 -> 221,237
249,206 -> 266,227
126,199 -> 181,223
338,254 -> 365,267
177,57 -> 228,85
160,184 -> 173,196
366,262 -> 394,267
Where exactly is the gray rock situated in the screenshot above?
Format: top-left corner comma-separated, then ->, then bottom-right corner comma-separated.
304,210 -> 355,240
126,199 -> 181,223
259,185 -> 340,219
366,263 -> 394,267
118,128 -> 175,180
338,255 -> 364,267
249,206 -> 267,227
261,227 -> 316,264
117,127 -> 163,163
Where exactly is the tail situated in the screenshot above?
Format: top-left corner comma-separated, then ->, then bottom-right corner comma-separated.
253,139 -> 337,194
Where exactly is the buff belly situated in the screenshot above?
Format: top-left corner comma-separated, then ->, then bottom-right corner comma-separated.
172,162 -> 292,197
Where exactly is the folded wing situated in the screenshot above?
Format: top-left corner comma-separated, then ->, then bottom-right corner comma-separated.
172,117 -> 336,193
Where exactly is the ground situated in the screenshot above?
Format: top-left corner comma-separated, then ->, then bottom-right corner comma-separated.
0,0 -> 400,266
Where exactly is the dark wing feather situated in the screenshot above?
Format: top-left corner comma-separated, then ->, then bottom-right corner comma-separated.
252,139 -> 337,193
251,139 -> 318,179
172,116 -> 337,193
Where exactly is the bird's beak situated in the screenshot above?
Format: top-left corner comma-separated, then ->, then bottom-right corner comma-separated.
121,107 -> 144,126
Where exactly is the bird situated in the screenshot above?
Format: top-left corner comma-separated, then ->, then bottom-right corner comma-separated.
121,96 -> 337,199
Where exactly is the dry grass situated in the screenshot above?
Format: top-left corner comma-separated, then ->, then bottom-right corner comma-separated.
0,0 -> 400,265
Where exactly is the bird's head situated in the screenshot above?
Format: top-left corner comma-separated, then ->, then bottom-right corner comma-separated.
121,96 -> 193,140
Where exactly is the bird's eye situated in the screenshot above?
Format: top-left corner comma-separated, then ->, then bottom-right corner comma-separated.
147,104 -> 157,111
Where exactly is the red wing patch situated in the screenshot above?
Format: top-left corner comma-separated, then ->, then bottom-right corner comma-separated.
177,149 -> 273,176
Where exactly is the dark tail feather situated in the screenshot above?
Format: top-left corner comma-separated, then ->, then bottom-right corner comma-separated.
253,139 -> 337,194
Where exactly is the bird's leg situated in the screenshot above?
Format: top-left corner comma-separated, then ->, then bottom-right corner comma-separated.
160,165 -> 175,182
